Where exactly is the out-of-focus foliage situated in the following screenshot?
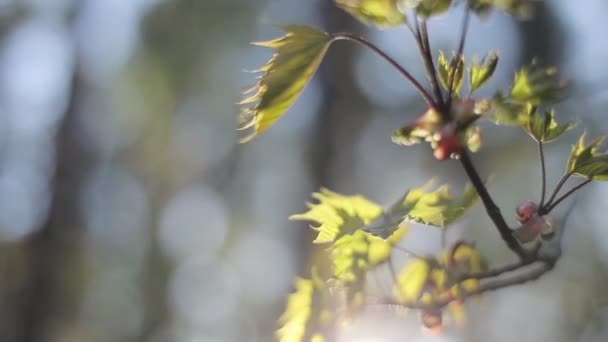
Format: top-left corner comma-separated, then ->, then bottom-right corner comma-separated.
567,133 -> 608,180
290,188 -> 384,243
486,61 -> 566,126
438,51 -> 465,95
525,106 -> 575,143
335,0 -> 407,27
276,277 -> 333,342
468,52 -> 499,93
239,26 -> 333,142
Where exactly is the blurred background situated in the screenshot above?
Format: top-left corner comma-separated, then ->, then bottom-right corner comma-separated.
0,0 -> 608,341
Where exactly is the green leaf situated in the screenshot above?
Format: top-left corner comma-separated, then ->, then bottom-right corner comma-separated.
469,52 -> 499,93
484,94 -> 528,126
239,26 -> 333,142
405,182 -> 480,228
437,51 -> 464,95
407,0 -> 453,17
276,277 -> 333,342
332,227 -> 406,284
291,188 -> 383,243
393,259 -> 432,304
510,61 -> 565,105
567,133 -> 608,180
364,181 -> 480,238
525,106 -> 575,143
469,0 -> 536,19
335,0 -> 407,27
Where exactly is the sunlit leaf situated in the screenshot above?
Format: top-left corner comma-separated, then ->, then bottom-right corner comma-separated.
335,0 -> 406,27
469,0 -> 537,19
469,52 -> 499,93
567,132 -> 608,180
331,227 -> 407,307
239,26 -> 333,142
277,277 -> 333,342
364,181 -> 480,238
510,60 -> 565,105
291,188 -> 383,243
405,182 -> 480,228
484,93 -> 528,126
394,259 -> 432,304
525,106 -> 575,143
437,51 -> 464,95
406,0 -> 453,17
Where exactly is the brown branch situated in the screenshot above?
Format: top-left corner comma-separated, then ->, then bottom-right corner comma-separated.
543,171 -> 574,212
542,178 -> 592,214
417,19 -> 445,110
459,152 -> 529,260
333,34 -> 437,108
538,141 -> 547,207
383,260 -> 555,312
445,5 -> 471,112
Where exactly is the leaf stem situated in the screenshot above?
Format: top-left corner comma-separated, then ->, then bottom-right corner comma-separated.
543,171 -> 574,212
543,178 -> 592,214
538,141 -> 547,207
459,151 -> 528,260
446,5 -> 471,112
417,19 -> 445,109
333,34 -> 436,108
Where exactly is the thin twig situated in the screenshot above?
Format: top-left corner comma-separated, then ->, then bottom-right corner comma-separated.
538,141 -> 547,207
459,151 -> 528,260
446,5 -> 471,112
383,260 -> 554,311
542,171 -> 574,214
333,34 -> 436,107
459,243 -> 541,281
418,19 -> 445,109
543,178 -> 592,214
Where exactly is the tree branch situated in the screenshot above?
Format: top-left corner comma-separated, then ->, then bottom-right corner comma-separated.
446,5 -> 471,112
543,171 -> 574,211
459,152 -> 529,260
416,19 -> 445,109
333,34 -> 437,108
542,178 -> 592,214
538,141 -> 547,207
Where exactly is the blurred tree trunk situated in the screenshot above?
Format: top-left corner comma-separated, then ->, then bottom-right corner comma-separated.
16,72 -> 87,342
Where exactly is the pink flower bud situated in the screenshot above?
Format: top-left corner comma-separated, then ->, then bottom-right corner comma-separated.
513,215 -> 553,243
433,126 -> 463,160
516,200 -> 538,224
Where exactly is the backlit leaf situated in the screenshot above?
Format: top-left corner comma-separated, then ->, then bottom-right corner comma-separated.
335,0 -> 406,27
406,0 -> 453,17
469,52 -> 499,93
437,51 -> 464,95
277,277 -> 334,342
364,181 -> 480,238
239,26 -> 333,142
510,60 -> 565,105
525,106 -> 575,143
567,132 -> 608,180
405,182 -> 480,228
291,188 -> 383,243
394,259 -> 432,304
331,227 -> 407,307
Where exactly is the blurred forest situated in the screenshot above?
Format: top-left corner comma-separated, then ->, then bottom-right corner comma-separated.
0,0 -> 608,341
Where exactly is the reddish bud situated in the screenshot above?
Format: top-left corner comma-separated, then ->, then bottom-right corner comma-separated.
513,215 -> 553,243
516,200 -> 538,224
433,126 -> 463,160
421,309 -> 444,336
